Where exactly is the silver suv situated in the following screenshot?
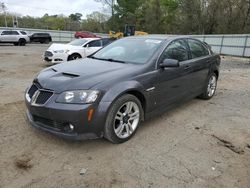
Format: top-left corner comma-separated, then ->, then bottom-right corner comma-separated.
0,30 -> 30,46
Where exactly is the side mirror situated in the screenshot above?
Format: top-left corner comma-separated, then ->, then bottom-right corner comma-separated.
85,44 -> 89,48
159,59 -> 179,68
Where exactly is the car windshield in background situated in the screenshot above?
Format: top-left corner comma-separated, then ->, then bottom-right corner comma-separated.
68,39 -> 88,46
92,38 -> 163,64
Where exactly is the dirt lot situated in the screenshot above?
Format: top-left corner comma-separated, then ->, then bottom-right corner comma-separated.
0,44 -> 250,188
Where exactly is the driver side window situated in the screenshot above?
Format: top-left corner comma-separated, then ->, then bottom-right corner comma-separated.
160,39 -> 188,62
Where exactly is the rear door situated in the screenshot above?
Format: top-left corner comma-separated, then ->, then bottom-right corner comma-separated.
187,39 -> 211,94
84,40 -> 102,56
155,39 -> 192,107
10,31 -> 20,42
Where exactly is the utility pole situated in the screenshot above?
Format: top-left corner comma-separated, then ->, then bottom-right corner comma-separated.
12,15 -> 18,27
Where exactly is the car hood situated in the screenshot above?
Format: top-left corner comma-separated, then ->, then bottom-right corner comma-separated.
48,43 -> 82,51
36,58 -> 141,93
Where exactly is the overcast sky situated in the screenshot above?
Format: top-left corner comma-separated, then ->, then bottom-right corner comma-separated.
2,0 -> 103,18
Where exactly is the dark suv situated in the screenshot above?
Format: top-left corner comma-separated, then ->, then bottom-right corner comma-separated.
29,33 -> 52,44
25,35 -> 220,143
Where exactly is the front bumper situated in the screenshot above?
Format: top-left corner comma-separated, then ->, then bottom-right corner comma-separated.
43,51 -> 68,64
25,89 -> 111,140
26,110 -> 99,140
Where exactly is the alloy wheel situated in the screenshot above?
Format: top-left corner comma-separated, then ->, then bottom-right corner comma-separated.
207,75 -> 217,97
113,101 -> 140,139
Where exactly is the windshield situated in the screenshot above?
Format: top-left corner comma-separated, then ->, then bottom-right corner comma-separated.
68,39 -> 87,46
92,38 -> 163,64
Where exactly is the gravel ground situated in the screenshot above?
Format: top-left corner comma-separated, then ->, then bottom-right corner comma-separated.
0,44 -> 250,188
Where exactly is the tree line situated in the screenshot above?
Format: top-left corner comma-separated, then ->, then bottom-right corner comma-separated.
0,0 -> 249,34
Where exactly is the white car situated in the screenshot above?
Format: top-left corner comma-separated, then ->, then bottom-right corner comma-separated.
0,30 -> 30,46
43,38 -> 112,64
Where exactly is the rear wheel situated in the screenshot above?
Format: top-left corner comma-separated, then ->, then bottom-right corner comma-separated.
68,53 -> 81,61
104,94 -> 143,144
18,38 -> 26,46
200,73 -> 217,100
45,39 -> 50,44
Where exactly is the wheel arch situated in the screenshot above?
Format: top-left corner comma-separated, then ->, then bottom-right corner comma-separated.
100,81 -> 147,120
214,69 -> 219,78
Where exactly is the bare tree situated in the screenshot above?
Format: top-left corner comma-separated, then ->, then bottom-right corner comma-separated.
0,2 -> 7,27
95,0 -> 116,17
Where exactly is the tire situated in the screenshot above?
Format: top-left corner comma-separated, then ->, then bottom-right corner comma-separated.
18,38 -> 26,46
45,39 -> 50,44
104,94 -> 143,144
68,53 -> 82,61
199,73 -> 218,100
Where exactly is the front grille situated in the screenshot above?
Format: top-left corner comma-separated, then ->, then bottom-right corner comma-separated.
27,82 -> 53,105
28,84 -> 38,98
35,90 -> 53,105
33,115 -> 71,132
44,51 -> 53,57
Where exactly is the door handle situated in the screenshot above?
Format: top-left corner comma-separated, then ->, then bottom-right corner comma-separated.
184,65 -> 191,70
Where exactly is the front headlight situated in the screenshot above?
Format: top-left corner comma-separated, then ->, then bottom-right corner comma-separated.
56,90 -> 100,104
53,49 -> 66,53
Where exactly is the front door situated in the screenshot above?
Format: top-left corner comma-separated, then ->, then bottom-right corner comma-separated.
155,39 -> 192,107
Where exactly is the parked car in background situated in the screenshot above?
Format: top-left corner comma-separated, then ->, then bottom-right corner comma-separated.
74,31 -> 99,38
26,35 -> 220,143
29,33 -> 52,44
0,30 -> 30,46
44,38 -> 112,64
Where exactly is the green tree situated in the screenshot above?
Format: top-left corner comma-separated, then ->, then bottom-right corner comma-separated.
69,13 -> 82,22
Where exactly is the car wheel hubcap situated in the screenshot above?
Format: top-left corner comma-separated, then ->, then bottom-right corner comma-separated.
207,75 -> 217,97
73,56 -> 79,60
114,101 -> 140,139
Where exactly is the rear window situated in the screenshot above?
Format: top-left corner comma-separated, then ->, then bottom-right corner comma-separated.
101,38 -> 111,46
88,40 -> 101,47
20,31 -> 27,35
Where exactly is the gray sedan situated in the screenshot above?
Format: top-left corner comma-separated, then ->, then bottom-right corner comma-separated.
25,35 -> 220,143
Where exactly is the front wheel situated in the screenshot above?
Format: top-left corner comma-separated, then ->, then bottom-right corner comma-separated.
104,94 -> 143,144
68,53 -> 81,61
199,73 -> 217,100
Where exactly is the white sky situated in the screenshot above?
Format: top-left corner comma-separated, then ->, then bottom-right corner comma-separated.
2,0 -> 103,18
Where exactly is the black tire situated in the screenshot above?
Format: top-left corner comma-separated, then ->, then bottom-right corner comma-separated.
18,38 -> 26,46
68,53 -> 82,61
45,39 -> 50,44
199,73 -> 218,100
104,94 -> 143,144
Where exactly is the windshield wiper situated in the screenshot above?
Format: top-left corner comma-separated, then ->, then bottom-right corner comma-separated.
106,58 -> 126,64
88,56 -> 126,64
